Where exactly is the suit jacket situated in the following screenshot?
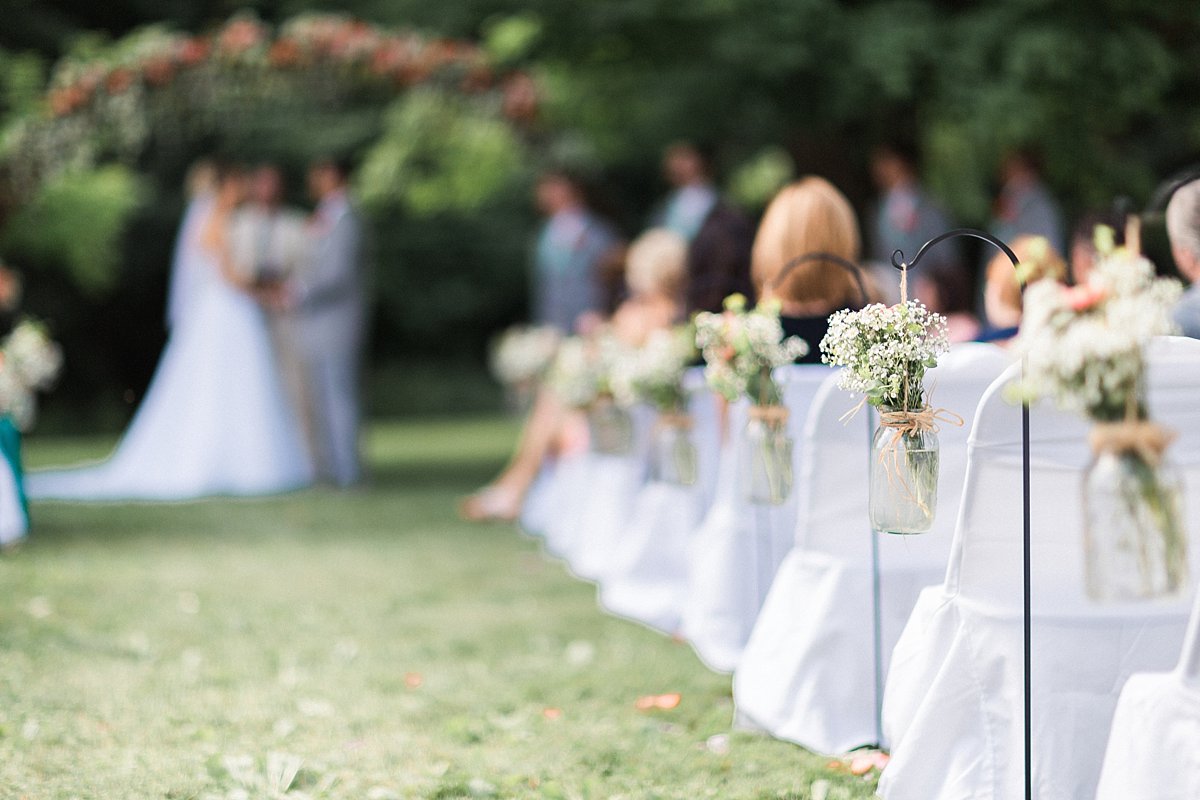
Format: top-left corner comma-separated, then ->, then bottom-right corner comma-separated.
297,191 -> 365,357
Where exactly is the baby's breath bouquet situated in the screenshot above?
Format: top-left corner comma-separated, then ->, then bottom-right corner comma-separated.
1010,243 -> 1187,601
489,325 -> 562,389
489,324 -> 561,411
547,333 -> 636,455
693,294 -> 809,406
611,325 -> 699,485
695,294 -> 808,505
820,300 -> 950,412
610,325 -> 696,413
820,300 -> 952,534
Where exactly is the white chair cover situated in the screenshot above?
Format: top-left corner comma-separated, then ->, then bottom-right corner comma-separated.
680,364 -> 833,673
1095,586 -> 1200,800
597,368 -> 723,634
880,336 -> 1200,800
734,343 -> 1009,754
560,405 -> 655,581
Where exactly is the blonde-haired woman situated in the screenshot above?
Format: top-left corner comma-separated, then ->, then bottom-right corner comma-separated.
461,228 -> 689,522
752,176 -> 867,356
978,234 -> 1066,344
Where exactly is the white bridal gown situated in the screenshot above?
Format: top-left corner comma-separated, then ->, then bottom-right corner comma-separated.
27,208 -> 314,501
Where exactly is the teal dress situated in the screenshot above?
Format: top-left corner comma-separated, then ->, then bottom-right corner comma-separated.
0,416 -> 27,546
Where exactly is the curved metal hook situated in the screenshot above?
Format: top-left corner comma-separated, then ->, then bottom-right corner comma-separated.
891,227 -> 1020,272
771,251 -> 871,308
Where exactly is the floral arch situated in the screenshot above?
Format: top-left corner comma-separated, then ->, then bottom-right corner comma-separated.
1,12 -> 538,209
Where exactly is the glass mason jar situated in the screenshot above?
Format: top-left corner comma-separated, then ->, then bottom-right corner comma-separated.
1083,450 -> 1188,602
588,395 -> 634,455
869,421 -> 940,534
740,406 -> 793,505
651,414 -> 698,486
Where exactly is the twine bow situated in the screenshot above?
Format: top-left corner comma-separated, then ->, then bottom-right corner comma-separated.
878,406 -> 965,437
749,404 -> 790,426
1089,420 -> 1176,467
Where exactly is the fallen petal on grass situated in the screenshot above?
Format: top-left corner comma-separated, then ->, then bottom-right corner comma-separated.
404,672 -> 423,689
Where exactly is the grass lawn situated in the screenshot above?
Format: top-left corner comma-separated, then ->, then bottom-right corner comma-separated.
1,417 -> 878,800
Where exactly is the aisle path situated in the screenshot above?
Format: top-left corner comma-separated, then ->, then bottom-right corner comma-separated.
1,418 -> 874,799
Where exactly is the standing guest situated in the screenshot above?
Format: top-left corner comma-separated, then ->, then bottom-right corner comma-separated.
989,149 -> 1066,256
754,177 -> 866,361
1165,178 -> 1200,338
1069,209 -> 1127,285
273,158 -> 366,487
653,142 -> 720,242
532,169 -> 622,335
231,164 -> 314,461
977,235 -> 1066,345
868,140 -> 959,294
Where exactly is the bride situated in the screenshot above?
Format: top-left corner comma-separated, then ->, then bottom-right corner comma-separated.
27,164 -> 314,501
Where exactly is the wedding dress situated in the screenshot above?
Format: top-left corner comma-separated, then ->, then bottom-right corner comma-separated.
27,210 -> 314,501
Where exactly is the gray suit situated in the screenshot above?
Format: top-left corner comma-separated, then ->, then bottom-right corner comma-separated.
297,192 -> 365,486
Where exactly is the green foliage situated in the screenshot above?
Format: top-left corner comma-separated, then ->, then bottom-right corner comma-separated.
2,165 -> 143,294
728,146 -> 796,211
358,89 -> 528,215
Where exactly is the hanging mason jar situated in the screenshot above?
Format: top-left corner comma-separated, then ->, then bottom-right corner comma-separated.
651,414 -> 698,486
740,405 -> 793,505
1082,432 -> 1188,602
869,415 -> 940,534
588,395 -> 634,455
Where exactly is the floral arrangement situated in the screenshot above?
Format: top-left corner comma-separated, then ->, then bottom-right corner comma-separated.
488,325 -> 562,389
694,294 -> 809,405
1009,249 -> 1180,421
545,335 -> 631,410
609,325 -> 697,412
819,300 -> 950,412
0,319 -> 64,431
1009,238 -> 1187,600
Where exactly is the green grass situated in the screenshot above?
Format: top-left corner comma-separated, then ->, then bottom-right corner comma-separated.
1,418 -> 877,800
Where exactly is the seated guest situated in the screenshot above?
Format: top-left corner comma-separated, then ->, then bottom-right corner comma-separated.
461,229 -> 689,522
989,148 -> 1067,256
685,198 -> 756,315
1165,178 -> 1200,339
977,235 -> 1066,344
914,261 -> 982,343
1070,208 -> 1127,286
752,176 -> 866,361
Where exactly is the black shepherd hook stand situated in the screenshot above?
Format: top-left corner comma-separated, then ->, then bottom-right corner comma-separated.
892,228 -> 1030,799
774,252 -> 889,749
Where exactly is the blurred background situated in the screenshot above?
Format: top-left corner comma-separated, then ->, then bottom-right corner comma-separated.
2,0 -> 1199,432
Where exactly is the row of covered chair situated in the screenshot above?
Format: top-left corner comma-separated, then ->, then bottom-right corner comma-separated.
519,337 -> 1200,800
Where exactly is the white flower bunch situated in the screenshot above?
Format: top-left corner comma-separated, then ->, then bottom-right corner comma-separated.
488,325 -> 562,387
546,336 -> 599,409
5,320 -> 63,391
694,294 -> 809,404
1010,250 -> 1181,421
820,300 -> 950,411
545,333 -> 633,409
0,319 -> 63,431
609,325 -> 697,412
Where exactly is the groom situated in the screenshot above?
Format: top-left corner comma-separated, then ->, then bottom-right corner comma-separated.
269,158 -> 366,487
